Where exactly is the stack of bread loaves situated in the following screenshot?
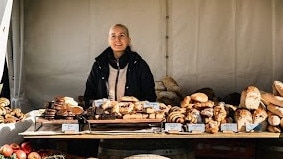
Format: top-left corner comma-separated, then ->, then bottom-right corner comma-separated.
166,92 -> 235,134
261,81 -> 283,133
155,76 -> 183,106
236,86 -> 268,132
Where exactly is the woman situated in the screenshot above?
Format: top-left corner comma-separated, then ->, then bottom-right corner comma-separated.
83,24 -> 156,108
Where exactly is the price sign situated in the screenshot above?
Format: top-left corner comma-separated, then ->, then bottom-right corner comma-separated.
246,123 -> 262,132
62,124 -> 79,133
144,102 -> 160,110
165,123 -> 183,132
221,123 -> 237,133
93,98 -> 107,107
187,124 -> 205,133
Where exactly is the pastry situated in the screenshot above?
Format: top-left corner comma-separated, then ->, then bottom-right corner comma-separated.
0,97 -> 10,107
119,96 -> 139,102
71,106 -> 84,115
180,96 -> 192,108
185,108 -> 202,124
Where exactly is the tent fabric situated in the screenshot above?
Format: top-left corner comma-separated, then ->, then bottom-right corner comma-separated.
0,0 -> 12,82
8,0 -> 283,110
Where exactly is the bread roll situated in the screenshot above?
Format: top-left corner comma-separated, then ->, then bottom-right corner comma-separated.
191,93 -> 208,103
273,81 -> 283,97
239,86 -> 260,110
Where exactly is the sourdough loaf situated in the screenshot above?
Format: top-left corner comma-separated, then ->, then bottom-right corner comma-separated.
239,86 -> 260,110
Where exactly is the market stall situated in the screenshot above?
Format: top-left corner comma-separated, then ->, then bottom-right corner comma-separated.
1,0 -> 283,159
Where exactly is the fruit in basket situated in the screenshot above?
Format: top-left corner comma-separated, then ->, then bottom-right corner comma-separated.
28,151 -> 41,159
10,143 -> 21,152
0,144 -> 14,157
15,150 -> 27,159
21,141 -> 33,154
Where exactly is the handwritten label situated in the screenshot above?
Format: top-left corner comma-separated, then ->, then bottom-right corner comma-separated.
62,124 -> 79,132
187,124 -> 205,133
165,123 -> 183,132
246,123 -> 262,132
221,123 -> 237,132
144,102 -> 160,110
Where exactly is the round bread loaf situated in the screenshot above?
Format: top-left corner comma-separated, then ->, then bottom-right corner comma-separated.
190,93 -> 208,103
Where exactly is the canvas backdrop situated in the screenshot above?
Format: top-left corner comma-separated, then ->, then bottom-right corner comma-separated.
6,0 -> 283,111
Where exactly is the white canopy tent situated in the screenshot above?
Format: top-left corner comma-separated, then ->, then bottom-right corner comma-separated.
2,0 -> 283,112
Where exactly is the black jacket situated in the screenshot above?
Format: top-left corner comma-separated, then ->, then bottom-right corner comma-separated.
83,47 -> 156,108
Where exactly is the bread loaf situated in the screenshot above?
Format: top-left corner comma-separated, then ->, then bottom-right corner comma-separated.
261,91 -> 283,107
252,108 -> 267,124
191,93 -> 209,103
239,86 -> 260,110
267,125 -> 281,133
162,76 -> 181,95
280,117 -> 283,128
155,81 -> 166,91
267,103 -> 283,117
267,112 -> 280,126
234,108 -> 253,132
273,81 -> 283,97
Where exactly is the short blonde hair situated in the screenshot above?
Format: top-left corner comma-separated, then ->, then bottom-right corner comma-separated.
110,24 -> 129,37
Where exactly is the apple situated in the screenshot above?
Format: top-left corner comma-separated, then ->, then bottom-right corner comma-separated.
21,141 -> 33,154
0,144 -> 14,157
15,150 -> 27,159
10,143 -> 21,152
28,151 -> 42,159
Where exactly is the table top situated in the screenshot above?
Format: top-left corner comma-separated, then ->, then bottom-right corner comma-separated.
21,131 -> 283,139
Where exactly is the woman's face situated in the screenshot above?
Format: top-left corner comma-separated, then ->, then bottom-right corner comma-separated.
108,26 -> 131,55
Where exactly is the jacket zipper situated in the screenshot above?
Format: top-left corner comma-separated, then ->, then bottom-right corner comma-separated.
114,59 -> 120,101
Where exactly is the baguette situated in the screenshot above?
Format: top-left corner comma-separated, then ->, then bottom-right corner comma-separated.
267,112 -> 281,126
261,91 -> 283,107
267,104 -> 283,117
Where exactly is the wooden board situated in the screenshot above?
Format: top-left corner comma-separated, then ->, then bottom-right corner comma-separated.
36,117 -> 163,124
